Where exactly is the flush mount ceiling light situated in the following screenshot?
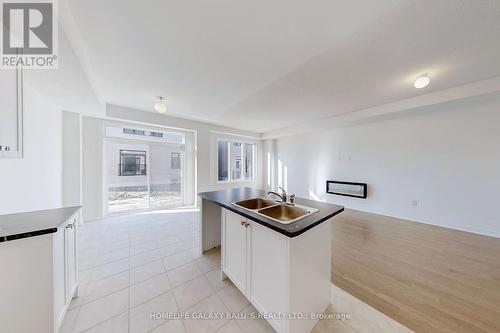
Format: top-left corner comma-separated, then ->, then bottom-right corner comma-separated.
154,96 -> 167,113
414,74 -> 430,89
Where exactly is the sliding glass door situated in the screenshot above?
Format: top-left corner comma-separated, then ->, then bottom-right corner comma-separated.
106,143 -> 149,212
105,133 -> 187,214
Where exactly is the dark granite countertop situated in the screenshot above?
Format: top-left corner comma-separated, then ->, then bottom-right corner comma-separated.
0,206 -> 81,243
199,188 -> 344,238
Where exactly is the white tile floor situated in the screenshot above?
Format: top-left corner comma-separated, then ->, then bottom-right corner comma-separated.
60,210 -> 355,333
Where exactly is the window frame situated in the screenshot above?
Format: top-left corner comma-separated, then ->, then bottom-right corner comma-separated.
215,137 -> 257,184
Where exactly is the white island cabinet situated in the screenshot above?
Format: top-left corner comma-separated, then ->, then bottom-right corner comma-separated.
222,208 -> 332,333
0,206 -> 80,333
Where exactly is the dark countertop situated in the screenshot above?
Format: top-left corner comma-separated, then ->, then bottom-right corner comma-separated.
0,206 -> 81,243
199,188 -> 344,238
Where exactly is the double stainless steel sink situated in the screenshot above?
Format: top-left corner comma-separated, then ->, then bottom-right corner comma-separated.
233,198 -> 318,224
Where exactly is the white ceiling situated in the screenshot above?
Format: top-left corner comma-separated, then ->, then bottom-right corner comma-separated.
64,0 -> 500,133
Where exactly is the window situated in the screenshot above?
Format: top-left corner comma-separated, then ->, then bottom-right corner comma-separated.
119,150 -> 147,176
123,128 -> 145,136
108,126 -> 184,144
171,152 -> 180,169
217,139 -> 256,182
150,131 -> 163,138
217,140 -> 229,181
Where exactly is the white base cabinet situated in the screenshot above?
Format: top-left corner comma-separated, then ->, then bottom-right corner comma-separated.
0,211 -> 79,333
54,213 -> 79,330
222,208 -> 332,333
222,209 -> 248,292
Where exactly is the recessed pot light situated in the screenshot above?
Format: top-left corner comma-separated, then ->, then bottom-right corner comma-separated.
414,74 -> 430,89
154,96 -> 167,113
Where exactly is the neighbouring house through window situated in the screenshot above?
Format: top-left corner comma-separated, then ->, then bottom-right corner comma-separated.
171,152 -> 181,169
119,150 -> 147,176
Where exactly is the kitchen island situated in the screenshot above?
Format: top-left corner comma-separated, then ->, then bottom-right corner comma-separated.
199,188 -> 344,333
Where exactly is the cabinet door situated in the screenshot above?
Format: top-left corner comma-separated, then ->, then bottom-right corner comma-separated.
64,217 -> 78,304
53,226 -> 67,328
249,221 -> 288,332
222,209 -> 248,293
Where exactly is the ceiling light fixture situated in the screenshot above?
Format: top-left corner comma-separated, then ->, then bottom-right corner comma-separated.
414,74 -> 430,89
154,96 -> 167,113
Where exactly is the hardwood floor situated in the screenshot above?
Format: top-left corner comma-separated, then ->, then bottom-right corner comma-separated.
331,209 -> 500,333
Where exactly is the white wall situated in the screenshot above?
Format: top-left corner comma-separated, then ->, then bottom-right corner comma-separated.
274,94 -> 500,238
62,111 -> 82,206
263,139 -> 276,192
82,117 -> 104,221
0,29 -> 102,215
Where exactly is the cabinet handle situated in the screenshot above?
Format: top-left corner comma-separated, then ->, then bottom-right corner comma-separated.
244,222 -> 250,228
240,221 -> 245,226
65,224 -> 73,229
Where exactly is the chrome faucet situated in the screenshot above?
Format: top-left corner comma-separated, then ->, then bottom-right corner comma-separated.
268,187 -> 287,203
